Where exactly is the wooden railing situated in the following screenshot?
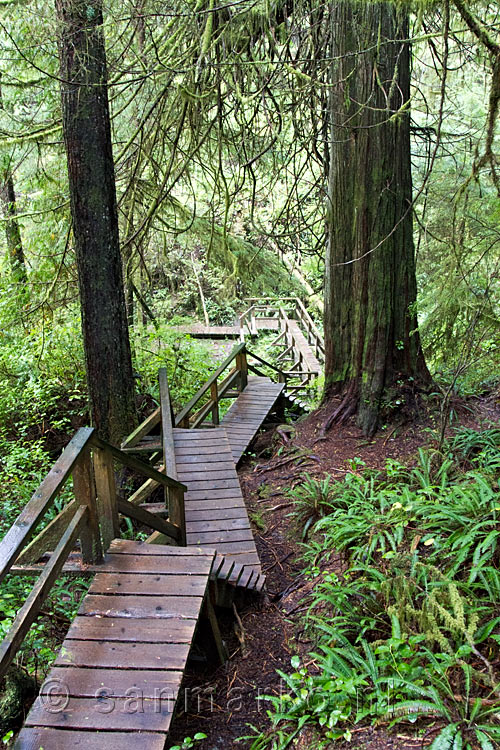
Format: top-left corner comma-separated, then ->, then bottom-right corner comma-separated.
174,342 -> 248,429
0,427 -> 187,681
242,296 -> 325,364
294,298 -> 325,363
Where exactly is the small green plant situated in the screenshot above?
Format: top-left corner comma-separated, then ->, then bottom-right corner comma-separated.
168,733 -> 207,750
286,474 -> 335,539
249,427 -> 500,748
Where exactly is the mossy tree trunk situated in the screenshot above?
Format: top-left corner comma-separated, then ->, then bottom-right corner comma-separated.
55,0 -> 137,444
0,172 -> 26,284
324,0 -> 429,436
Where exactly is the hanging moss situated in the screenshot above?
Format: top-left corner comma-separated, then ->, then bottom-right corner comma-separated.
166,197 -> 304,300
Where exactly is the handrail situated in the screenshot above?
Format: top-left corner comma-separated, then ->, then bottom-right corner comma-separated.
0,427 -> 95,584
0,504 -> 87,681
174,342 -> 248,428
0,426 -> 188,680
246,349 -> 287,381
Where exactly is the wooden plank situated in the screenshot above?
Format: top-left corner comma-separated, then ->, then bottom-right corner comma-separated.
174,445 -> 230,456
176,458 -> 237,469
186,529 -> 254,544
15,500 -> 79,565
117,498 -> 181,542
220,552 -> 261,565
187,518 -> 250,532
91,436 -> 187,492
73,447 -> 103,564
95,555 -> 214,575
89,572 -> 208,596
15,728 -> 167,750
182,478 -> 240,490
79,594 -> 203,618
0,427 -> 94,584
195,540 -> 256,553
159,368 -> 176,479
186,508 -> 247,521
41,667 -> 183,698
121,406 -> 161,450
66,616 -> 195,643
185,488 -> 247,500
24,695 -> 174,732
107,539 -> 210,555
0,506 -> 87,681
177,469 -> 235,481
54,640 -> 190,670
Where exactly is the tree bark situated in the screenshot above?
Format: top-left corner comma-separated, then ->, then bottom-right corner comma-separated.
0,81 -> 27,285
0,173 -> 26,284
55,0 -> 137,444
324,0 -> 429,436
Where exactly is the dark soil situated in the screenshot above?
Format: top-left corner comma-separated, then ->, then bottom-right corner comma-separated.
169,392 -> 500,749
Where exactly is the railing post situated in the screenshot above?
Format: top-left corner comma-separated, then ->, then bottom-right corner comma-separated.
210,381 -> 220,425
236,347 -> 248,391
72,447 -> 103,564
92,446 -> 119,551
169,486 -> 186,546
250,306 -> 257,335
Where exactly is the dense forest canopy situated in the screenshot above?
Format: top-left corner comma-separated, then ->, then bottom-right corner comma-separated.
0,0 -> 497,427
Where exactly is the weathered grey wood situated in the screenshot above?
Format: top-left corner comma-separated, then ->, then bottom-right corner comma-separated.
0,505 -> 87,681
0,427 -> 94,584
41,667 -> 183,698
15,728 -> 167,750
120,405 -> 161,450
89,572 -> 209,596
174,342 -> 246,427
117,498 -> 181,542
15,500 -> 78,565
79,594 -> 203,619
91,435 -> 186,492
92,445 -> 119,550
24,696 -> 174,732
159,368 -> 176,479
66,615 -> 195,643
55,639 -> 190,670
128,466 -> 163,505
73,447 -> 103,564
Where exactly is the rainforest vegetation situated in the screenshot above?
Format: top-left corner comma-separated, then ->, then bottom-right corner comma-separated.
0,0 -> 499,747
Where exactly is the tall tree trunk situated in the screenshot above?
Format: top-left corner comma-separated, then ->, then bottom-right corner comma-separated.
0,81 -> 27,284
0,172 -> 26,283
55,0 -> 137,445
324,0 -> 429,436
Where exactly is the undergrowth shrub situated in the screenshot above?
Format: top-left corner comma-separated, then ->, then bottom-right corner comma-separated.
251,425 -> 500,749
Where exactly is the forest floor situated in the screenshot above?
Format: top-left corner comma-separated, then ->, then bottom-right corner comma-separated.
168,392 -> 500,750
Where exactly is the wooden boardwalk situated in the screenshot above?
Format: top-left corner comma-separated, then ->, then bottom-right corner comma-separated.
175,428 -> 261,572
286,320 -> 321,375
221,376 -> 284,463
15,540 -> 216,750
173,319 -> 279,338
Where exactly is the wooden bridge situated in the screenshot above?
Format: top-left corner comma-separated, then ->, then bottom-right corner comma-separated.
0,338 -> 323,748
175,296 -> 324,398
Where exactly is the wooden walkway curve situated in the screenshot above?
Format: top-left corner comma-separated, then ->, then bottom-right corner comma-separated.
1,322 -> 323,749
